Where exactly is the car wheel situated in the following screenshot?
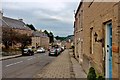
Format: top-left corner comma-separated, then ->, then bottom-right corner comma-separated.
49,53 -> 51,56
55,53 -> 58,56
29,53 -> 32,56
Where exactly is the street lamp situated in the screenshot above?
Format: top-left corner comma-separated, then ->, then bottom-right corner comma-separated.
94,32 -> 102,43
94,32 -> 98,42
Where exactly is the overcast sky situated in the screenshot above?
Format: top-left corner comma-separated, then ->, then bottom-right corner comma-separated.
2,0 -> 81,37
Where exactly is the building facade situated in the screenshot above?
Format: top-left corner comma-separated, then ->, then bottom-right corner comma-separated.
32,31 -> 49,49
2,16 -> 33,36
1,15 -> 33,49
74,1 -> 120,78
74,2 -> 84,64
0,11 -> 2,49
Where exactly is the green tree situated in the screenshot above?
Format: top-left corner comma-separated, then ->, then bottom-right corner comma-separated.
55,36 -> 66,41
19,34 -> 31,49
44,30 -> 54,43
26,24 -> 36,31
44,30 -> 50,37
49,32 -> 54,43
55,36 -> 59,40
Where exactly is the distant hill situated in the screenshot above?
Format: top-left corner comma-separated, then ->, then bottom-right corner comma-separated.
64,35 -> 74,41
55,35 -> 74,41
55,36 -> 66,41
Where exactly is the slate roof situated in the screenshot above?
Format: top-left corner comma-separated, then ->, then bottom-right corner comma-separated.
0,18 -> 9,28
2,16 -> 31,30
32,31 -> 48,37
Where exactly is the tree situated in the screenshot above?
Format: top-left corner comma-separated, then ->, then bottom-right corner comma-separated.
2,28 -> 31,50
26,24 -> 36,31
49,32 -> 54,43
55,36 -> 59,40
55,36 -> 66,41
19,34 -> 31,49
44,30 -> 50,37
44,30 -> 54,43
2,28 -> 19,49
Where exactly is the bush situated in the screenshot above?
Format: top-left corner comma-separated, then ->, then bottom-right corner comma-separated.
87,67 -> 97,80
97,75 -> 105,80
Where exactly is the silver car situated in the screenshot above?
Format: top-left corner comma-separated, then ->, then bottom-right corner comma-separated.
49,48 -> 58,56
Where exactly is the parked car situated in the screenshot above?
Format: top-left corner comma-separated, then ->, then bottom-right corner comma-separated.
22,48 -> 34,56
61,46 -> 65,51
49,48 -> 58,56
37,47 -> 45,53
57,48 -> 61,54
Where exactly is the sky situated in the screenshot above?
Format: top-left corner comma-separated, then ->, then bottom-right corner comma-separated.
2,0 -> 81,37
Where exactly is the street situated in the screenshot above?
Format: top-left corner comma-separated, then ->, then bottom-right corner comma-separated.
2,53 -> 56,78
1,0 -> 120,79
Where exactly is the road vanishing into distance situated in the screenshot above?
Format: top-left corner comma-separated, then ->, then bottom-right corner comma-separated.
2,52 -> 56,78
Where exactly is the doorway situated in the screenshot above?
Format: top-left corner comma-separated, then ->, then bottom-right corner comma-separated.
105,22 -> 112,78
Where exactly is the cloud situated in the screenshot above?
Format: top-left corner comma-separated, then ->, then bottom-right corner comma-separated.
3,0 -> 80,2
2,0 -> 79,36
37,17 -> 61,22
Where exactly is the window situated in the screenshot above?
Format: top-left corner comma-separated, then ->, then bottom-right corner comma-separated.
88,0 -> 94,8
90,27 -> 93,54
80,10 -> 83,31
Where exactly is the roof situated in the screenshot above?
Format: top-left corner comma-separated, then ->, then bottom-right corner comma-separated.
0,18 -> 9,28
32,31 -> 48,37
75,0 -> 83,18
2,16 -> 31,30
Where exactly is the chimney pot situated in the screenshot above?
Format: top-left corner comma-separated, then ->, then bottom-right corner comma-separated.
18,19 -> 23,22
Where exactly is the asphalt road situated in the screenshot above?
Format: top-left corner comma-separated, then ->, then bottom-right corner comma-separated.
2,52 -> 56,78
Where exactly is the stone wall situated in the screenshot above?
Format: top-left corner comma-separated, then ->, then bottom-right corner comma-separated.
74,2 -> 120,78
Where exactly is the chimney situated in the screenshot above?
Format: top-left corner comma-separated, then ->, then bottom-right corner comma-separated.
18,19 -> 23,22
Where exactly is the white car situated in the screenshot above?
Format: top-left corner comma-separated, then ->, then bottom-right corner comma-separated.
37,48 -> 45,53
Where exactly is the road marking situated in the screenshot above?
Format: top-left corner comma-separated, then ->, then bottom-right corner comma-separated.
15,61 -> 23,64
27,58 -> 33,60
5,61 -> 23,67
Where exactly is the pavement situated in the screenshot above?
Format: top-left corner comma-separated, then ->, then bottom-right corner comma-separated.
34,49 -> 87,78
0,54 -> 22,61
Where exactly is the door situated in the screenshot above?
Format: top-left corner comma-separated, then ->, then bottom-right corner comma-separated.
105,22 -> 112,78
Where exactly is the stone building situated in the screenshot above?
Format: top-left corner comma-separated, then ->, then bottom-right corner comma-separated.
74,1 -> 120,78
1,14 -> 33,49
65,35 -> 74,49
0,11 -> 2,49
32,31 -> 49,49
2,16 -> 32,36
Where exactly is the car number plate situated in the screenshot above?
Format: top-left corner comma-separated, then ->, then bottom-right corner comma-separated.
50,52 -> 55,54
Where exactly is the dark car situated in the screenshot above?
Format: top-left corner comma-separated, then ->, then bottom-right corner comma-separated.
22,48 -> 34,56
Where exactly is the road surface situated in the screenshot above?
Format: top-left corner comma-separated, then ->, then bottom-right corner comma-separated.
2,52 -> 56,78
